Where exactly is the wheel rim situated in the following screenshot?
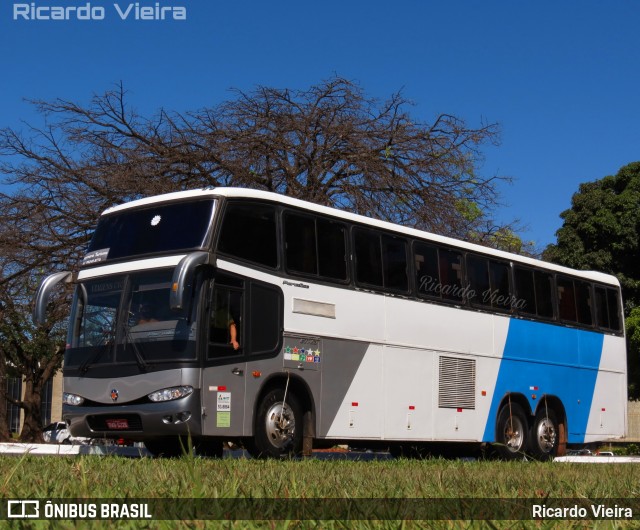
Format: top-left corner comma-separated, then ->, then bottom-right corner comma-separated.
504,416 -> 525,452
264,402 -> 296,449
535,417 -> 557,453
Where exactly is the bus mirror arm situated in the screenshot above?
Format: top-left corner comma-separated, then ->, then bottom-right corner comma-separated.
33,271 -> 73,326
170,251 -> 211,312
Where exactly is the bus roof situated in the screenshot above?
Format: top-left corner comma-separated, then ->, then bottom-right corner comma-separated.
102,187 -> 620,287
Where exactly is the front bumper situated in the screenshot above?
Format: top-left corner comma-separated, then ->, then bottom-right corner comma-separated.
63,389 -> 202,441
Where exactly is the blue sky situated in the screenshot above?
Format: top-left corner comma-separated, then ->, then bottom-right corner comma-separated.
1,0 -> 639,249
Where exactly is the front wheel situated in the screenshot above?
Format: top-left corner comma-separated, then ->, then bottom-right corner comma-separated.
252,388 -> 302,458
495,403 -> 528,460
529,408 -> 559,460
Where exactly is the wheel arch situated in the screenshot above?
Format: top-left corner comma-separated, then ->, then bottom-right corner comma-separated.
252,372 -> 316,434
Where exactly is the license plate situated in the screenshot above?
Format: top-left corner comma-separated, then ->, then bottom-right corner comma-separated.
105,419 -> 129,430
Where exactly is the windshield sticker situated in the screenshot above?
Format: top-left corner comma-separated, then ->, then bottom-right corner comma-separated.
82,248 -> 109,266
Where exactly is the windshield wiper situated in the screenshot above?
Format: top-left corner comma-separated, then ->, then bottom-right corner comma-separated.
124,327 -> 150,372
79,332 -> 114,374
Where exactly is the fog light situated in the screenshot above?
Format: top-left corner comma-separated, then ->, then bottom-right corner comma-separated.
175,412 -> 191,424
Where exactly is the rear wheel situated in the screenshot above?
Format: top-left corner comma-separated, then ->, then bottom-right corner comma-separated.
252,388 -> 302,458
495,403 -> 528,459
529,407 -> 559,460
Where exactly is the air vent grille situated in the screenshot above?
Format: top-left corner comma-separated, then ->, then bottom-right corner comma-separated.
438,356 -> 476,409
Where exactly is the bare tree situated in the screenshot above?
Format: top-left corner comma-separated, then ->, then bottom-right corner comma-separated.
0,77 -> 510,439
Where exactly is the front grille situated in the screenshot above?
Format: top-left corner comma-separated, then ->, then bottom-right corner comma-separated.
87,414 -> 143,432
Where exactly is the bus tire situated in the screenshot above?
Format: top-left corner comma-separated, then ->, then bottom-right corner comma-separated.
495,403 -> 528,459
529,407 -> 559,460
253,388 -> 302,458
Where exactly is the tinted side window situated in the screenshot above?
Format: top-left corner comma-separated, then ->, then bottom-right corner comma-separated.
557,276 -> 577,322
317,219 -> 347,281
594,286 -> 610,328
415,243 -> 440,298
607,288 -> 622,331
439,249 -> 464,302
575,281 -> 593,326
218,203 -> 277,268
382,236 -> 408,292
354,229 -> 383,287
285,213 -> 317,275
466,255 -> 490,308
248,282 -> 282,355
514,267 -> 536,315
535,271 -> 554,319
489,260 -> 512,311
597,286 -> 622,332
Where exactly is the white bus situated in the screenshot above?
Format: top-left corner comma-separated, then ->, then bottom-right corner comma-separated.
34,188 -> 627,458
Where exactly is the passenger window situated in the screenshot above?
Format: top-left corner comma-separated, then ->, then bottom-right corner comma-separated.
382,236 -> 408,292
594,286 -> 610,329
557,276 -> 577,322
466,255 -> 490,308
317,219 -> 347,281
575,281 -> 593,326
218,203 -> 277,268
514,267 -> 536,315
415,243 -> 439,298
607,289 -> 621,331
489,261 -> 512,311
285,214 -> 317,275
354,229 -> 383,287
534,271 -> 554,319
439,249 -> 464,302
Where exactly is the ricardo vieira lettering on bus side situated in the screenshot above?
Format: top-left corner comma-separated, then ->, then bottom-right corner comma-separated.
13,2 -> 187,21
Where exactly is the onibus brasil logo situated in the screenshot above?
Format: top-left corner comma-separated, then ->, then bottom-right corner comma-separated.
13,1 -> 187,21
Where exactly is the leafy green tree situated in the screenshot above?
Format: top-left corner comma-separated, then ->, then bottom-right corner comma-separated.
626,308 -> 640,400
544,162 -> 640,398
543,162 -> 640,311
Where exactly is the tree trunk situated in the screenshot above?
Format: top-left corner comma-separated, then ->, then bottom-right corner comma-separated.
18,378 -> 43,443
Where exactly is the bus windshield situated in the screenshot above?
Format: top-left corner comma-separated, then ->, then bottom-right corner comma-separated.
84,199 -> 216,264
65,269 -> 198,371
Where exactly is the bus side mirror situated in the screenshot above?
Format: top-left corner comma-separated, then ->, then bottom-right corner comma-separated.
33,271 -> 73,326
170,252 -> 210,311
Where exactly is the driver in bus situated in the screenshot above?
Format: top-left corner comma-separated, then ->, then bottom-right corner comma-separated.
212,300 -> 240,351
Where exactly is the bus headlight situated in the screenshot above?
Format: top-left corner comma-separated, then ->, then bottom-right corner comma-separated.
63,393 -> 85,406
148,385 -> 194,402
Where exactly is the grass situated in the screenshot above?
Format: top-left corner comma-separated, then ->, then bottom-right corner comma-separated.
1,453 -> 639,529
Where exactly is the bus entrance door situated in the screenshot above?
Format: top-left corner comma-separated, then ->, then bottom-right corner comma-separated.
201,362 -> 247,436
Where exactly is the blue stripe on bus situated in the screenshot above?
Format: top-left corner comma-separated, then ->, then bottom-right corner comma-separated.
483,318 -> 604,444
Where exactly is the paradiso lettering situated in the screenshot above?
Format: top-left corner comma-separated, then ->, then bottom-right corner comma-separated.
418,275 -> 527,310
13,1 -> 187,21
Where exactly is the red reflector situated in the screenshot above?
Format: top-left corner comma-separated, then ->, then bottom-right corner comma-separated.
351,402 -> 358,407
409,405 -> 415,410
457,408 -> 463,413
602,408 -> 606,412
218,386 -> 227,391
